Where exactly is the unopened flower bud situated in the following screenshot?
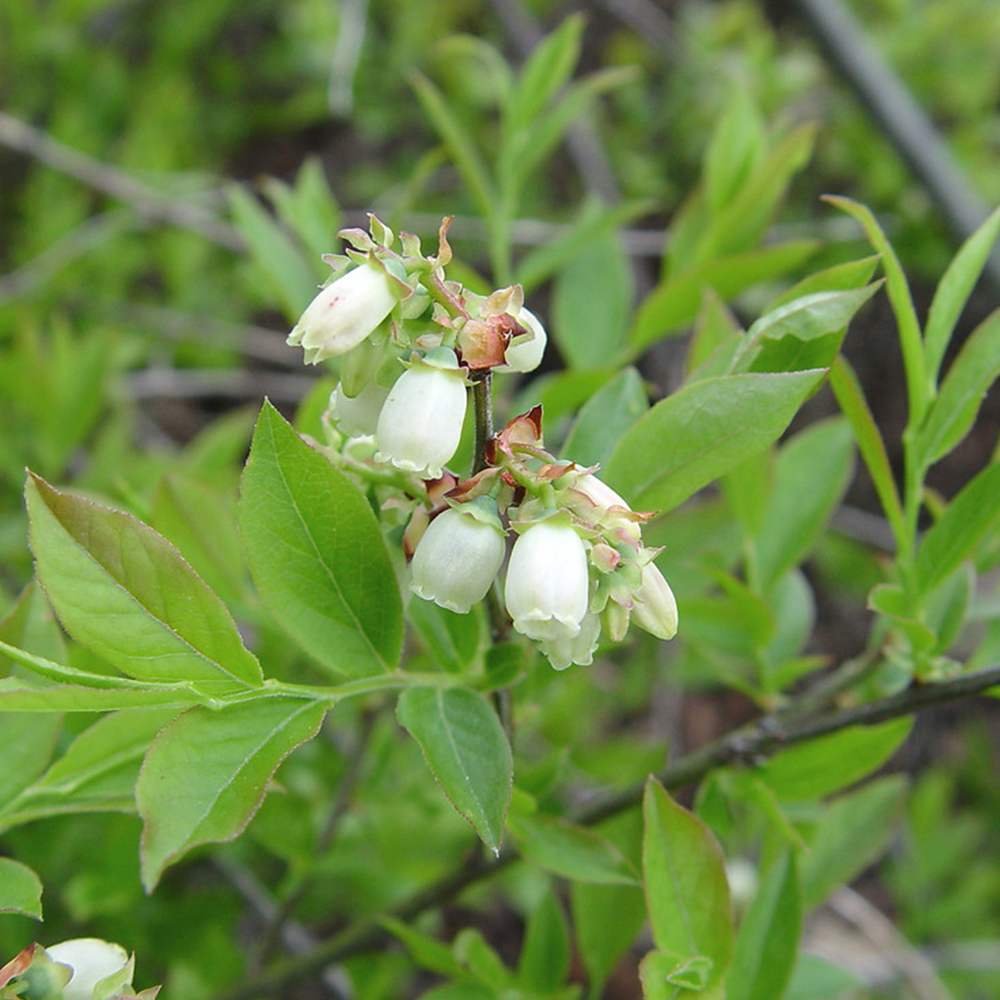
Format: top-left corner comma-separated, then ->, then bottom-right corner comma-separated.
505,521 -> 590,664
631,562 -> 678,640
375,348 -> 468,479
497,307 -> 547,373
287,262 -> 397,365
410,503 -> 506,613
45,938 -> 131,1000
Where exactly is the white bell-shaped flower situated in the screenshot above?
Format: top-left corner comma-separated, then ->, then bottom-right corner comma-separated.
45,938 -> 131,1000
497,306 -> 547,373
330,380 -> 392,437
410,504 -> 506,613
287,262 -> 397,365
538,609 -> 601,670
375,348 -> 467,479
505,520 -> 590,654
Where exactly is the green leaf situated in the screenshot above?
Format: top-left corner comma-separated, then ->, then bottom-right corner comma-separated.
725,852 -> 801,1000
396,687 -> 511,854
136,696 -> 326,890
914,308 -> 1000,469
240,401 -> 402,678
753,418 -> 855,592
0,714 -> 61,811
562,367 -> 648,469
380,916 -> 465,979
800,775 -> 908,910
824,196 -> 927,426
640,951 -> 718,999
509,812 -> 640,885
916,461 -> 1000,595
571,880 -> 647,992
765,255 -> 881,311
409,70 -> 495,220
924,203 -> 1000,387
26,473 -> 262,688
604,369 -> 826,514
226,184 -> 319,321
152,474 -> 248,603
631,241 -> 819,352
783,955 -> 862,1000
703,88 -> 765,214
518,889 -> 570,992
0,679 -> 202,713
0,857 -> 42,918
407,599 -> 482,674
642,779 -> 733,990
757,718 -> 912,801
736,285 -> 881,375
551,231 -> 633,369
828,357 -> 906,545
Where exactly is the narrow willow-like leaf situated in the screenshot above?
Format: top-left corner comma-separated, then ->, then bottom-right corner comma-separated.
518,890 -> 570,992
0,858 -> 42,918
765,255 -> 881,311
824,196 -> 927,425
396,687 -> 511,854
509,813 -> 640,885
240,401 -> 402,678
726,852 -> 801,1000
0,680 -> 202,713
604,369 -> 826,514
26,474 -> 262,688
916,461 -> 1000,595
137,696 -> 326,889
828,357 -> 906,548
630,241 -> 818,352
642,779 -> 733,991
913,308 -> 1000,470
924,204 -> 1000,387
753,418 -> 855,592
703,88 -> 764,214
757,718 -> 912,801
562,366 -> 648,469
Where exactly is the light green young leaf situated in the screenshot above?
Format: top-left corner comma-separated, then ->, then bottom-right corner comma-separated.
240,400 -> 402,678
913,308 -> 1000,470
409,70 -> 495,220
407,599 -> 482,674
0,857 -> 42,919
396,687 -> 511,854
753,418 -> 855,592
630,241 -> 819,352
572,880 -> 647,993
800,775 -> 908,910
137,696 -> 326,889
924,203 -> 1000,387
757,718 -> 912,801
642,779 -> 733,992
686,289 -> 744,379
262,156 -> 342,265
640,951 -> 719,1000
226,184 -> 319,321
26,473 -> 262,688
379,916 -> 465,979
765,255 -> 881,311
824,196 -> 927,426
509,812 -> 640,885
562,366 -> 648,469
828,357 -> 906,546
517,890 -> 570,993
725,852 -> 801,1000
551,230 -> 633,370
604,369 -> 826,514
704,88 -> 765,214
0,714 -> 61,812
916,461 -> 1000,595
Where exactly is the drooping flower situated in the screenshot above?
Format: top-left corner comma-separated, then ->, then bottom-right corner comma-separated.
497,307 -> 547,374
287,262 -> 397,365
504,520 -> 591,666
45,938 -> 131,1000
375,347 -> 468,479
329,380 -> 392,438
410,501 -> 506,613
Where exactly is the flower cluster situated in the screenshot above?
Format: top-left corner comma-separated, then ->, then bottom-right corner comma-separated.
286,215 -> 676,670
0,938 -> 158,1000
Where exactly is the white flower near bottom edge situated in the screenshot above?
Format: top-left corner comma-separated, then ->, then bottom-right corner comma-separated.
375,349 -> 467,479
410,507 -> 506,613
45,939 -> 130,1000
287,262 -> 397,365
505,520 -> 590,660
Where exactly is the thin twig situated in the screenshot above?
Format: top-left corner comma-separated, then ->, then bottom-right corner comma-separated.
209,663 -> 1000,1000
